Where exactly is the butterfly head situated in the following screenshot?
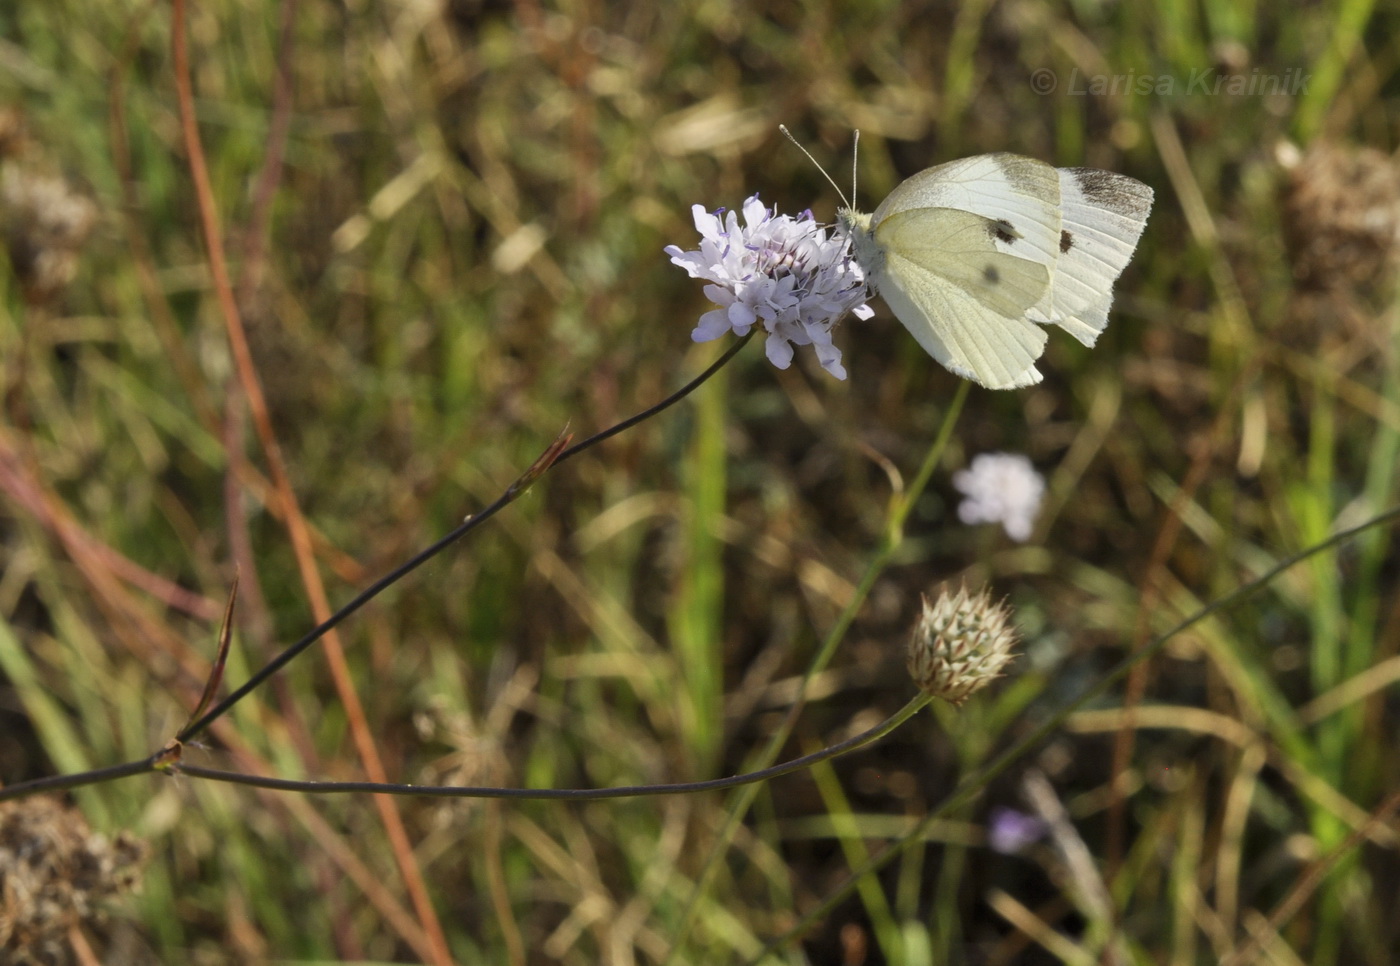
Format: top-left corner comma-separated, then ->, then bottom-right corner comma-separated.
837,208 -> 883,281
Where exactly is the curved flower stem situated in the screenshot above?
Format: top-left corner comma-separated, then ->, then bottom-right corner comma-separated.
0,334 -> 753,802
0,671 -> 927,805
665,379 -> 971,961
172,693 -> 933,798
743,501 -> 1400,964
553,332 -> 755,466
179,331 -> 754,744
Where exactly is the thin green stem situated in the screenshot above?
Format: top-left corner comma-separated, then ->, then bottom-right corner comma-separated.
666,379 -> 971,961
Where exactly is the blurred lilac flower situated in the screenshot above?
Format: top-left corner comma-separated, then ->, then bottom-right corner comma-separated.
666,195 -> 873,379
953,453 -> 1046,542
987,806 -> 1048,854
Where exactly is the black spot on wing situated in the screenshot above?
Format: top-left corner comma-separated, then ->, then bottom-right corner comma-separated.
988,219 -> 1020,245
983,264 -> 1000,283
1060,230 -> 1074,253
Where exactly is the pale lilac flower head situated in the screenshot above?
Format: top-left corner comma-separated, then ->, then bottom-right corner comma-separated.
987,806 -> 1048,854
953,453 -> 1046,542
665,195 -> 873,379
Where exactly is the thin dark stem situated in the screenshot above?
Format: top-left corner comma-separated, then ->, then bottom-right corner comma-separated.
1,686 -> 923,805
0,757 -> 162,797
179,486 -> 513,741
553,332 -> 753,467
178,332 -> 754,743
175,692 -> 930,799
2,336 -> 754,802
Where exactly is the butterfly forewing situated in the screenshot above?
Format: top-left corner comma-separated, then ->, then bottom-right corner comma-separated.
874,154 -> 1064,273
1028,168 -> 1155,345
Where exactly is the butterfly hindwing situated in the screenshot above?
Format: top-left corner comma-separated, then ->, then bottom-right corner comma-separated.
872,206 -> 1052,388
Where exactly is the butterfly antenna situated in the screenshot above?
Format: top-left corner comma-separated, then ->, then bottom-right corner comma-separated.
779,124 -> 851,209
851,130 -> 859,208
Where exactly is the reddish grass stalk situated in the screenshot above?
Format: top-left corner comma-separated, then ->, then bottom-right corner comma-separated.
168,3 -> 455,963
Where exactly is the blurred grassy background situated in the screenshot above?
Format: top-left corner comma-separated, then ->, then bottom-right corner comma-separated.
2,0 -> 1400,963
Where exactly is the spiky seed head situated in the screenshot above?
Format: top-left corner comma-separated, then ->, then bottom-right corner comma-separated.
907,583 -> 1019,705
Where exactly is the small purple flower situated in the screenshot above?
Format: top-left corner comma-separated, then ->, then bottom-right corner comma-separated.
987,806 -> 1048,854
666,195 -> 873,380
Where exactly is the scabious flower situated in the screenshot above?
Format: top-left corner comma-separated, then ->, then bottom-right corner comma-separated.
665,195 -> 873,379
907,583 -> 1019,706
953,453 -> 1046,542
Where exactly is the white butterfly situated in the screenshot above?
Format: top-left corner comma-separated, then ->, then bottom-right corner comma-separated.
837,153 -> 1153,389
